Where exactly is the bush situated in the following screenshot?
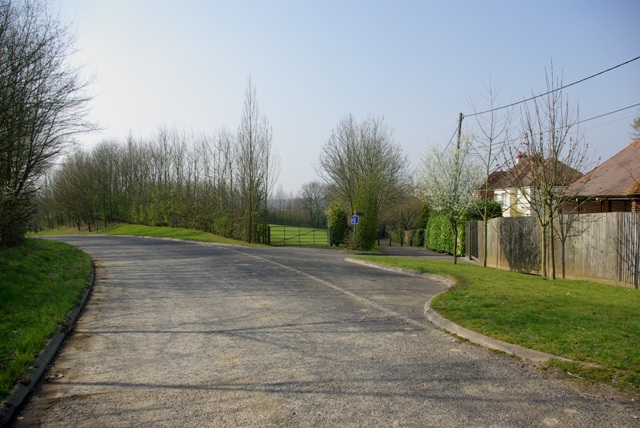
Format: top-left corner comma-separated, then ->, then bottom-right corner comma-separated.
425,213 -> 465,256
417,204 -> 430,229
414,229 -> 425,247
466,200 -> 503,221
328,202 -> 349,246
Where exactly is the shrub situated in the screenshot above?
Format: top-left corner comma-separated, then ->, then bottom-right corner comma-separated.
328,202 -> 349,246
466,200 -> 503,221
425,213 -> 465,256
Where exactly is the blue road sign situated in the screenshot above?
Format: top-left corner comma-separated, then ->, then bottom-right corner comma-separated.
351,215 -> 359,225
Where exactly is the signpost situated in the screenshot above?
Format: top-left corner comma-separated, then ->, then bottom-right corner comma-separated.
351,213 -> 362,248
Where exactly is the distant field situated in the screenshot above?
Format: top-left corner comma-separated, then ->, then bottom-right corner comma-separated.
268,225 -> 328,246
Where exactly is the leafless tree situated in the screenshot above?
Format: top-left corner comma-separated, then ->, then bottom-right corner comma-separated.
91,141 -> 121,227
236,78 -> 279,243
51,149 -> 96,231
0,0 -> 94,246
630,114 -> 640,141
469,79 -> 513,266
297,181 -> 327,227
503,62 -> 594,279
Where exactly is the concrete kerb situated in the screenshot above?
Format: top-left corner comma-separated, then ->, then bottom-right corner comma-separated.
346,258 -> 572,365
0,260 -> 96,427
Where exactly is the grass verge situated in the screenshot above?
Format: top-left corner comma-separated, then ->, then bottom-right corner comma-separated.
356,256 -> 640,395
34,224 -> 255,246
0,239 -> 92,401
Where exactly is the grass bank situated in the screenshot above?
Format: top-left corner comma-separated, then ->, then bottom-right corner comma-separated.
0,239 -> 92,400
35,224 -> 254,246
356,256 -> 640,395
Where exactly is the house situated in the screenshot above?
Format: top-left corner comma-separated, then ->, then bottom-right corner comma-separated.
473,170 -> 506,201
564,139 -> 640,213
478,153 -> 582,217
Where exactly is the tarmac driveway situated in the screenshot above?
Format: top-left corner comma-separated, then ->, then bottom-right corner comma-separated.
13,236 -> 639,427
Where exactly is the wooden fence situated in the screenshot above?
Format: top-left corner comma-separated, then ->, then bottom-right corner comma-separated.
466,212 -> 640,289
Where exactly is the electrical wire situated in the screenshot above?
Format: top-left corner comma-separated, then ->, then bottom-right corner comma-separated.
469,103 -> 639,151
464,55 -> 640,118
575,102 -> 640,126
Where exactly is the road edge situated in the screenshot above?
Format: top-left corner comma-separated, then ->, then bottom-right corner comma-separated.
346,258 -> 570,365
0,259 -> 96,427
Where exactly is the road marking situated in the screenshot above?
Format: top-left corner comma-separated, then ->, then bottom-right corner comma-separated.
230,249 -> 436,331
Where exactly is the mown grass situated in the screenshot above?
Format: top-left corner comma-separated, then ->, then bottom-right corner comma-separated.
35,223 -> 255,246
268,224 -> 328,246
0,239 -> 91,400
356,256 -> 640,395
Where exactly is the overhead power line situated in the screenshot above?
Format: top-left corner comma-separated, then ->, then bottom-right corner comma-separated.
575,102 -> 640,126
469,102 -> 640,150
464,55 -> 640,118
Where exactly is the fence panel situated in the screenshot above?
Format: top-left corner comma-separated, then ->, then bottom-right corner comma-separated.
468,212 -> 640,288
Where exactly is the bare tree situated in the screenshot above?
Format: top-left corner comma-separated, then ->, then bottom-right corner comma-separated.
0,0 -> 94,246
51,149 -> 96,231
298,181 -> 327,227
236,78 -> 279,243
630,114 -> 640,141
382,178 -> 424,237
419,135 -> 482,263
91,141 -> 121,227
469,79 -> 513,266
503,63 -> 592,279
318,114 -> 406,250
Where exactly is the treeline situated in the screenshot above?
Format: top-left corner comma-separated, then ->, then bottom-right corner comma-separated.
35,83 -> 278,243
268,182 -> 329,228
0,0 -> 94,247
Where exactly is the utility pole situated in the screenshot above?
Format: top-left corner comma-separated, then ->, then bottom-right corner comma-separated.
457,112 -> 463,150
452,112 -> 464,264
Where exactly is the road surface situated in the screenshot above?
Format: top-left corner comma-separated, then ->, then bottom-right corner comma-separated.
13,236 -> 639,427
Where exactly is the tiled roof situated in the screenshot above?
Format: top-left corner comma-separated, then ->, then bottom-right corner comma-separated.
492,155 -> 582,189
569,140 -> 640,197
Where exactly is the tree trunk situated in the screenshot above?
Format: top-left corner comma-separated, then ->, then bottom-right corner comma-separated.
452,219 -> 458,265
540,223 -> 547,278
483,204 -> 488,267
548,210 -> 556,280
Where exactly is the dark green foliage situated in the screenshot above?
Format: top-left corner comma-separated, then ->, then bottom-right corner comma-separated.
425,213 -> 465,256
417,204 -> 430,229
413,229 -> 425,247
466,200 -> 503,221
328,202 -> 349,246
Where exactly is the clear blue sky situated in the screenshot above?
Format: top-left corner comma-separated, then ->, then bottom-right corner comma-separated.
57,0 -> 640,194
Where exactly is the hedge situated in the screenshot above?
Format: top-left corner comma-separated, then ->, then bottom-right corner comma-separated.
424,213 -> 465,256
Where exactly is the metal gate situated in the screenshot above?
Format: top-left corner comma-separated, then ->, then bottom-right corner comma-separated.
268,225 -> 329,246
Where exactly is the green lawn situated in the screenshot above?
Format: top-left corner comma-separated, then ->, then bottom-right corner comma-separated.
356,256 -> 640,395
0,239 -> 92,400
35,224 -> 254,246
268,224 -> 328,246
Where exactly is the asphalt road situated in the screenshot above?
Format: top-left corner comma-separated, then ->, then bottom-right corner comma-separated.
13,236 -> 639,427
